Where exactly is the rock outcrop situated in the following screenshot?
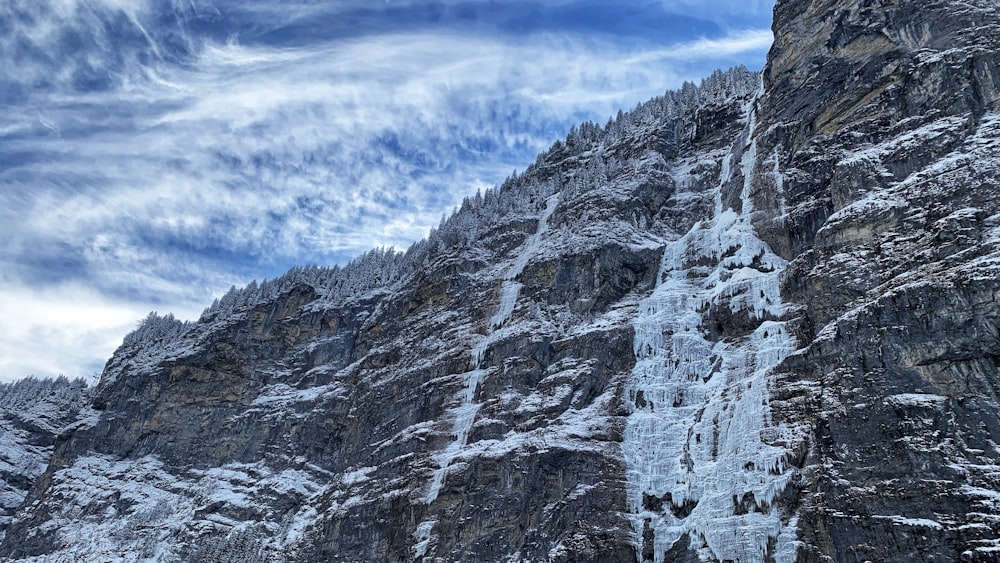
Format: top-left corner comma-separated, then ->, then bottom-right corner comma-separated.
3,0 -> 1000,561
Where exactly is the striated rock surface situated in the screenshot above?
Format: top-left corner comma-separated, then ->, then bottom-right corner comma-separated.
3,0 -> 1000,561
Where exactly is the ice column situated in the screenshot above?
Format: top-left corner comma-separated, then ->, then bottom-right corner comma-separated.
414,195 -> 560,559
623,103 -> 800,563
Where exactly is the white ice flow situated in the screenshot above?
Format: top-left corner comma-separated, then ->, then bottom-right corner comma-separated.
623,103 -> 800,563
413,194 -> 560,559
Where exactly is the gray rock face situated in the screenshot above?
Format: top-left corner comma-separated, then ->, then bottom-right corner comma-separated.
3,1 -> 1000,561
752,0 -> 1000,561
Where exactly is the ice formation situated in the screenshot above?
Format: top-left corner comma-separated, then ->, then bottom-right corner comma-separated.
414,195 -> 560,559
623,101 -> 800,562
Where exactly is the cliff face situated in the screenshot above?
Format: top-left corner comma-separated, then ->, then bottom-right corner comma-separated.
3,0 -> 1000,562
755,0 -> 1000,561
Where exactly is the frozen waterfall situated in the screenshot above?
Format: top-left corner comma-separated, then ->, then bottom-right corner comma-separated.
623,103 -> 801,563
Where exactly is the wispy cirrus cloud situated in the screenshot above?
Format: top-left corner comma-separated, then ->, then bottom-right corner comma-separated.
655,0 -> 776,26
0,0 -> 775,381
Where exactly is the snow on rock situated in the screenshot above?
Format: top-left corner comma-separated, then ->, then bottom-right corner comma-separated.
28,455 -> 196,562
887,393 -> 949,408
0,376 -> 89,543
415,195 -> 560,558
15,454 -> 334,562
872,515 -> 945,529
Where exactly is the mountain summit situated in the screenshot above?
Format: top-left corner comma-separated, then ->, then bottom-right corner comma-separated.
4,0 -> 1000,561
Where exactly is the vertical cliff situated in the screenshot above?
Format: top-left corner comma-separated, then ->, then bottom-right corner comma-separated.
3,1 -> 1000,562
752,0 -> 1000,561
1,68 -> 763,562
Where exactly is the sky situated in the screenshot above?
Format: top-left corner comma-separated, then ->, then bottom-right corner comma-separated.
0,0 -> 776,383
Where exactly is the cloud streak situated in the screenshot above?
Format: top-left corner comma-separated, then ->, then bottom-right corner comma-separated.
0,0 -> 775,381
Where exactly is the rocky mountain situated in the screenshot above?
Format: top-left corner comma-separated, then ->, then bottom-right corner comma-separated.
0,377 -> 90,545
3,0 -> 1000,561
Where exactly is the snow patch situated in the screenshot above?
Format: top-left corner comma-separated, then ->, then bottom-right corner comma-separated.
341,466 -> 376,486
872,515 -> 944,529
888,393 -> 948,408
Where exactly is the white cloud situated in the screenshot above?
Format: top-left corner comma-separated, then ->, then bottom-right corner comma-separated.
619,29 -> 775,64
10,25 -> 774,250
0,281 -> 203,383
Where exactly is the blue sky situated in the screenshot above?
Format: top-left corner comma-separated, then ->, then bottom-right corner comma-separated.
0,0 -> 775,382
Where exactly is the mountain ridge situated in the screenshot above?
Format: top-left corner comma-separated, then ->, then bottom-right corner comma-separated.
3,65 -> 762,562
4,0 -> 1000,561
